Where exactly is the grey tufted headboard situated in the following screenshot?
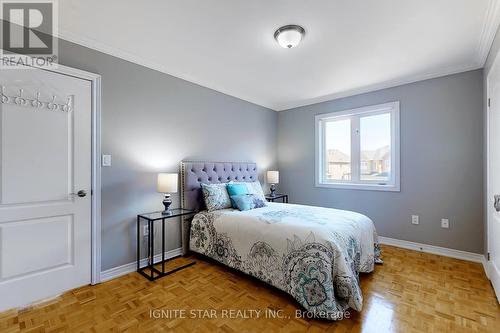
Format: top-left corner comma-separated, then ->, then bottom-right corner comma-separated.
179,161 -> 259,254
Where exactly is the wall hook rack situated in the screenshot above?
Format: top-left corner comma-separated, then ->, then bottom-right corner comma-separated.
0,85 -> 72,112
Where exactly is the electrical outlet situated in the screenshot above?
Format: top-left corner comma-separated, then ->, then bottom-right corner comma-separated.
411,215 -> 419,225
441,218 -> 449,229
143,225 -> 149,236
102,154 -> 112,167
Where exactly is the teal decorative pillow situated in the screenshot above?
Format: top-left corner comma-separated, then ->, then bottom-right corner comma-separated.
244,181 -> 266,201
231,194 -> 267,211
201,183 -> 231,212
226,183 -> 249,208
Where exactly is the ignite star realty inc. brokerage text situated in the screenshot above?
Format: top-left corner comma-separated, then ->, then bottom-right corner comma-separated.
149,308 -> 351,320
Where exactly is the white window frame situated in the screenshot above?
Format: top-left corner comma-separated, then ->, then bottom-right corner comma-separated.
315,101 -> 400,192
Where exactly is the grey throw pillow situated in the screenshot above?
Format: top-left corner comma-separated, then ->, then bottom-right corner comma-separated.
201,183 -> 231,212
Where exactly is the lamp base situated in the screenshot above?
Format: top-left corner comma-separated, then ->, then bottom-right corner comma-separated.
162,194 -> 172,215
270,184 -> 277,197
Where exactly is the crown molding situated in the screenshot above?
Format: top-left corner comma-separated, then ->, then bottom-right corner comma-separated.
477,0 -> 500,66
275,62 -> 482,111
57,30 -> 274,110
59,29 -> 482,112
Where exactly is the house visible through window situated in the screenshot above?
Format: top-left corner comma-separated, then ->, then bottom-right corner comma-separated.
315,102 -> 400,191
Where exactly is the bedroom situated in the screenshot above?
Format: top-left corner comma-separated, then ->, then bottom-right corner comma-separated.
0,0 -> 498,332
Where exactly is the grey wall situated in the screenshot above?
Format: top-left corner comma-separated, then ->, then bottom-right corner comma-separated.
57,40 -> 278,271
483,25 -> 500,256
278,70 -> 484,254
54,36 -> 485,268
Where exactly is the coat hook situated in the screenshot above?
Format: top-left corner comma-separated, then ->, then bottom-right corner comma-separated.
15,88 -> 26,106
60,96 -> 71,112
31,92 -> 43,108
0,86 -> 8,103
47,95 -> 58,111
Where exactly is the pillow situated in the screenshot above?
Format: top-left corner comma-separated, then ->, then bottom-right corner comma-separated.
201,183 -> 231,212
226,183 -> 249,208
226,183 -> 249,196
244,181 -> 266,201
231,194 -> 267,211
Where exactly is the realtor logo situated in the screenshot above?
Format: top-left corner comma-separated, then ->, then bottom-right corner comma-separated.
0,0 -> 58,68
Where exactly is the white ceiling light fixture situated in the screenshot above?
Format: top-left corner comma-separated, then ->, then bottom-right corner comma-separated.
274,25 -> 305,49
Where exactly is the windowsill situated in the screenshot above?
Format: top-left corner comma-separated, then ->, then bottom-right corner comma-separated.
315,182 -> 400,192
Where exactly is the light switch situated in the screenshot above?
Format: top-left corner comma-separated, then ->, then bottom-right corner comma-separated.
102,154 -> 112,167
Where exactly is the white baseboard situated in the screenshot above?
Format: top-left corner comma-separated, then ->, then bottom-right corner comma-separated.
99,241 -> 500,304
483,257 -> 490,279
100,248 -> 183,282
379,237 -> 499,302
378,236 -> 485,263
485,260 -> 500,304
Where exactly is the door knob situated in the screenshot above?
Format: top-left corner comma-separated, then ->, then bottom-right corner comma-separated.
70,190 -> 87,198
494,195 -> 500,212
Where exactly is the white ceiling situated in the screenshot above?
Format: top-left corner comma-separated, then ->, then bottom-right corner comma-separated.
59,0 -> 500,111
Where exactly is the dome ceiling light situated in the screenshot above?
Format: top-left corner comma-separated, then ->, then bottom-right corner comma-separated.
274,25 -> 306,49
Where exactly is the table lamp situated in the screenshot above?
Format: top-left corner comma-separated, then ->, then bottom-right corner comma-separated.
267,170 -> 279,197
157,173 -> 178,214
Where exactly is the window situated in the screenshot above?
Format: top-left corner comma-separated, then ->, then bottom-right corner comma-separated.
315,101 -> 400,191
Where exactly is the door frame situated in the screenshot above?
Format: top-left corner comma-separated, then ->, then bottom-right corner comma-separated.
486,52 -> 500,303
487,55 -> 494,280
18,62 -> 103,285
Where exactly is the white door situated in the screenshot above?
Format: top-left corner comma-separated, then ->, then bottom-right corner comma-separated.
0,65 -> 92,311
487,56 -> 500,303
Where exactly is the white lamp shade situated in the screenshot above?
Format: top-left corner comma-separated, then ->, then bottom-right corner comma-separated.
267,171 -> 279,184
157,173 -> 178,193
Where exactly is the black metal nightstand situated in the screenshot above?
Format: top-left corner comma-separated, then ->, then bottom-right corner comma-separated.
137,208 -> 196,281
265,194 -> 288,203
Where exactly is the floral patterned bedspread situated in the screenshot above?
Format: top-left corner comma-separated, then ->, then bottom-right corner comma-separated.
189,202 -> 381,320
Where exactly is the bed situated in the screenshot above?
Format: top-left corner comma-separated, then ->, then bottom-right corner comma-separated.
180,161 -> 381,320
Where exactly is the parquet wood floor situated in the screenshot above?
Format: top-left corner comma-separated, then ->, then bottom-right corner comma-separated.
0,245 -> 499,333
